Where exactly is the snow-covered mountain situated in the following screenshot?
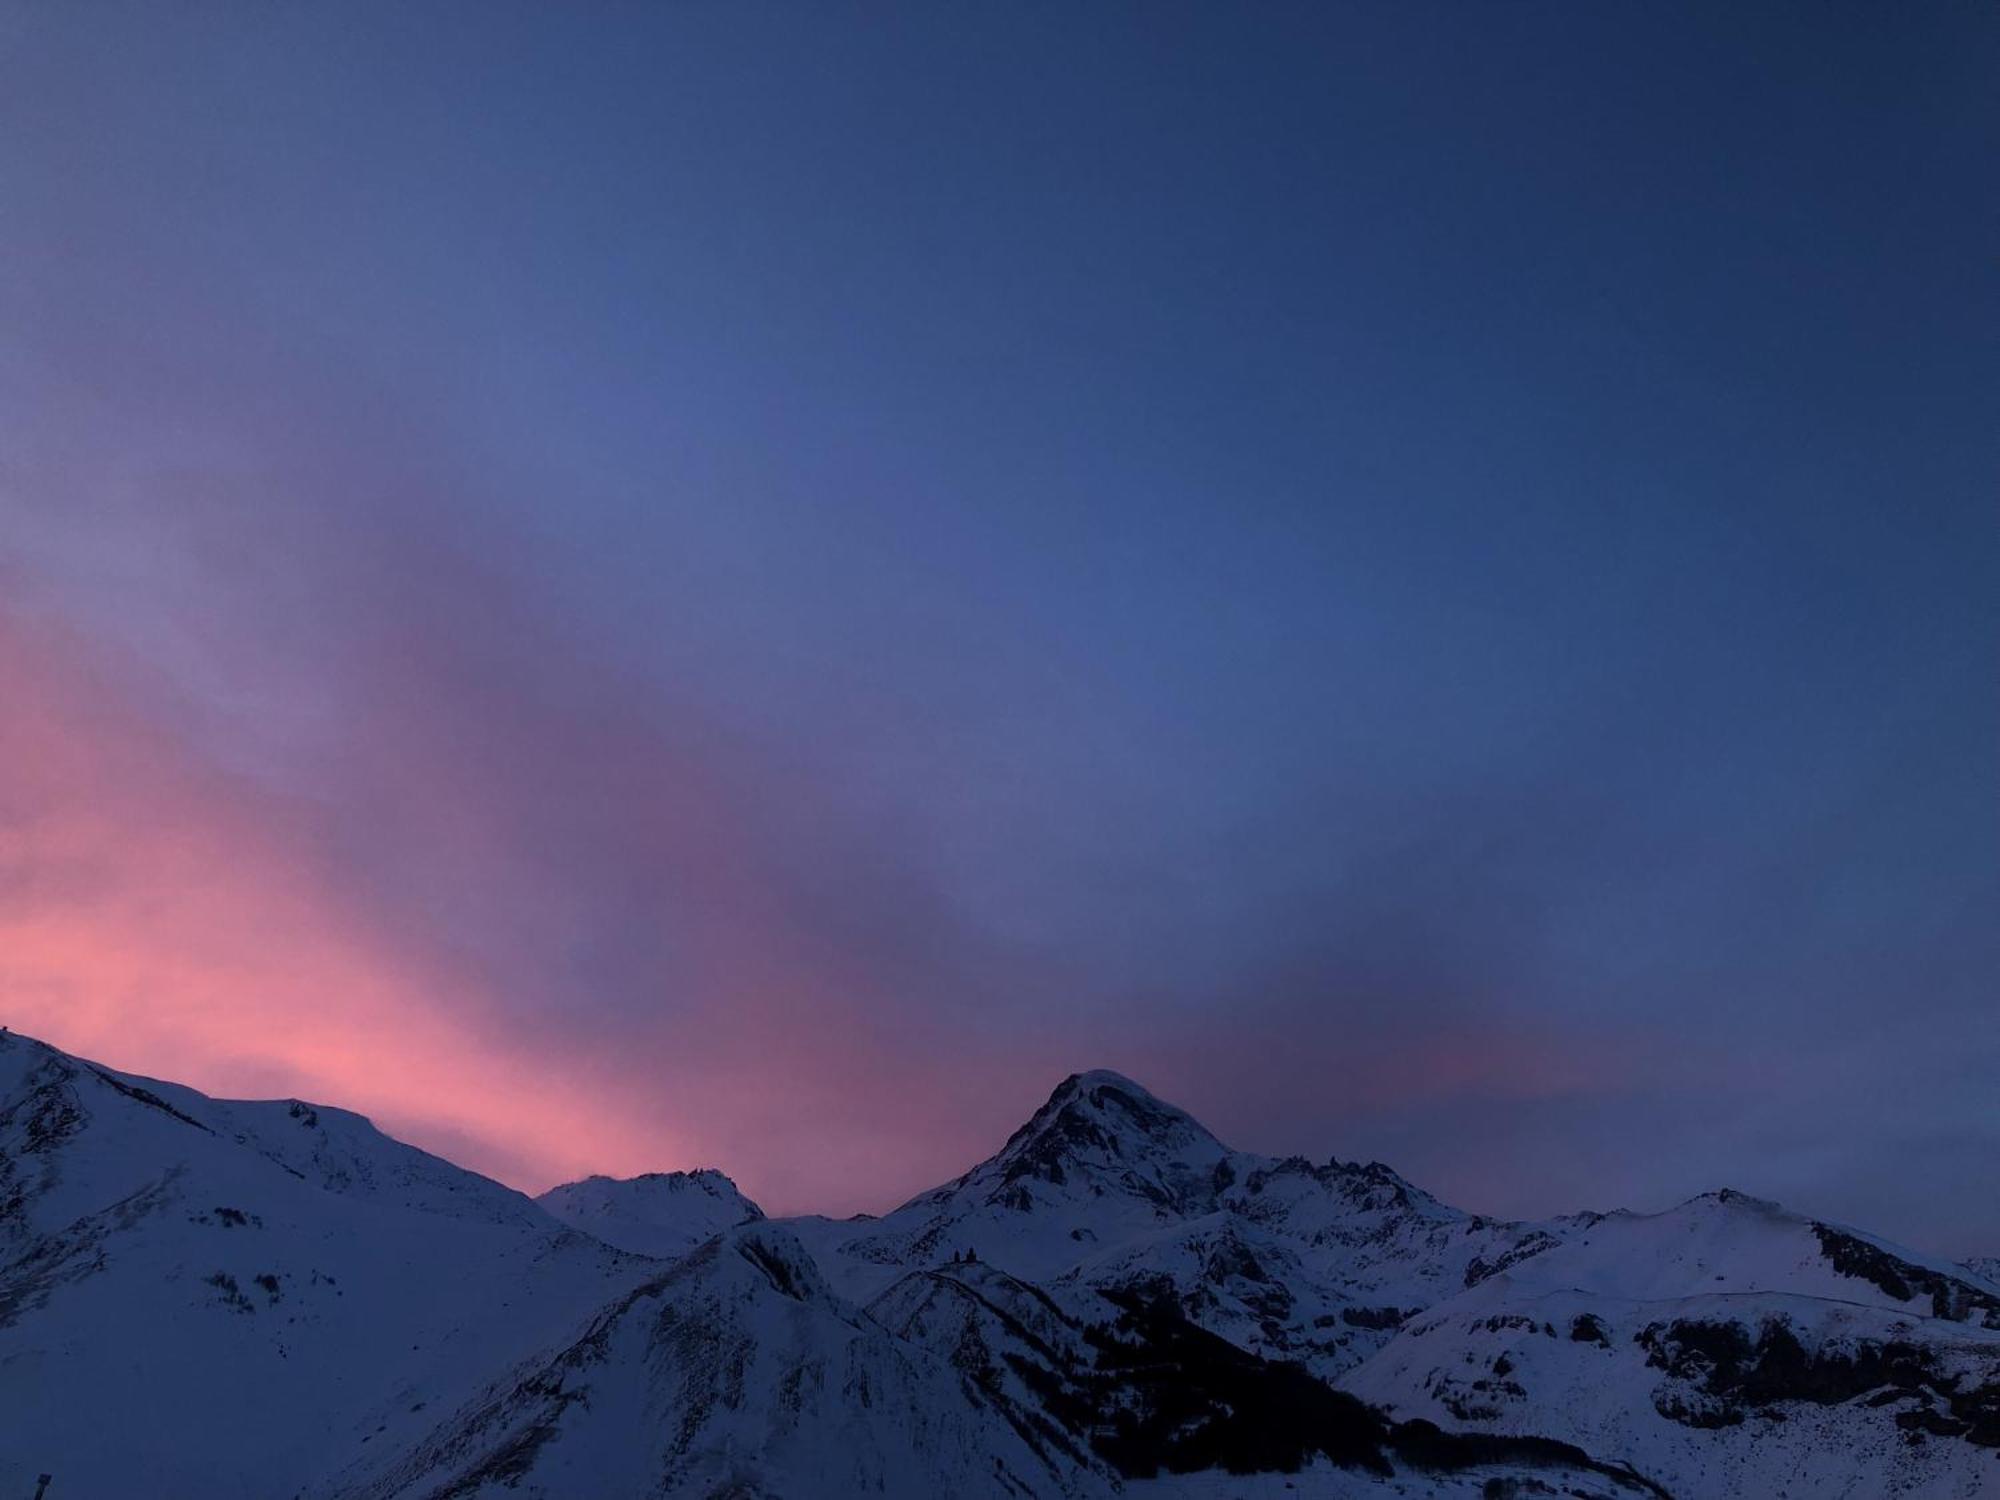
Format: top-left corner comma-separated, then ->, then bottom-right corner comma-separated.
794,1069 -> 1585,1379
5,1031 -> 1995,1498
325,1220 -> 1662,1500
863,1255 -> 1667,1500
314,1220 -> 1114,1500
0,1029 -> 652,1500
538,1168 -> 763,1257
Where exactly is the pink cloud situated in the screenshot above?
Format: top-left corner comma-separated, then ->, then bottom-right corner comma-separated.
0,589 -> 1086,1211
0,609 -> 691,1189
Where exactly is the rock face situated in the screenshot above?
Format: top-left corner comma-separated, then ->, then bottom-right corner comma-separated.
4,1031 -> 1997,1499
537,1168 -> 764,1258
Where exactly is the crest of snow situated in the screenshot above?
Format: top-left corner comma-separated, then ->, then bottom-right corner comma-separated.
537,1168 -> 764,1258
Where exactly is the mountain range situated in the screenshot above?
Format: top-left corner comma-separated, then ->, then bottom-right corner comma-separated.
3,1030 -> 1995,1498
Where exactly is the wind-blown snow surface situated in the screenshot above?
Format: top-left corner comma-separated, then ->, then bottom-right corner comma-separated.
5,1037 -> 1997,1498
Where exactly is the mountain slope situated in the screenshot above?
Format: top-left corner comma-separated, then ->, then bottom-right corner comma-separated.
789,1073 -> 2000,1497
0,1031 -> 652,1500
867,1258 -> 1668,1499
314,1221 -> 1115,1500
1341,1191 -> 2000,1498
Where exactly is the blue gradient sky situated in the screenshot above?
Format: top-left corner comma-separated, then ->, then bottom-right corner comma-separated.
2,4 -> 1995,1249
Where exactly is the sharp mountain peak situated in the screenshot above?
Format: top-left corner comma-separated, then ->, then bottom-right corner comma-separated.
1010,1068 -> 1222,1151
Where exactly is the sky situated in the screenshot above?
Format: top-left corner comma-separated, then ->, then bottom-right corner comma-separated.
1,4 -> 1995,1251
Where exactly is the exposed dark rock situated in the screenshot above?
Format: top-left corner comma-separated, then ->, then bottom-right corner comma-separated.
86,1068 -> 213,1134
735,1234 -> 818,1304
1812,1224 -> 2000,1328
1466,1231 -> 1563,1289
207,1271 -> 255,1314
1570,1313 -> 1611,1347
1340,1304 -> 1409,1330
1637,1314 -> 2000,1448
1080,1289 -> 1666,1493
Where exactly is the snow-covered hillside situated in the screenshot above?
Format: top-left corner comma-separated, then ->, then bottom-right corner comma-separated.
1341,1192 -> 2000,1499
314,1220 -> 1114,1500
4,1032 -> 1994,1498
0,1031 -> 652,1499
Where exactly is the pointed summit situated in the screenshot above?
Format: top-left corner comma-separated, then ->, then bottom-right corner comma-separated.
809,1069 -> 1243,1291
1063,1067 -> 1158,1092
993,1070 -> 1225,1190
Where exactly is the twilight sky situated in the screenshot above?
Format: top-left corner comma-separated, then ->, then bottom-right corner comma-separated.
2,5 -> 1995,1251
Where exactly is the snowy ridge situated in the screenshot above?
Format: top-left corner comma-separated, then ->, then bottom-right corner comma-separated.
538,1167 -> 763,1258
